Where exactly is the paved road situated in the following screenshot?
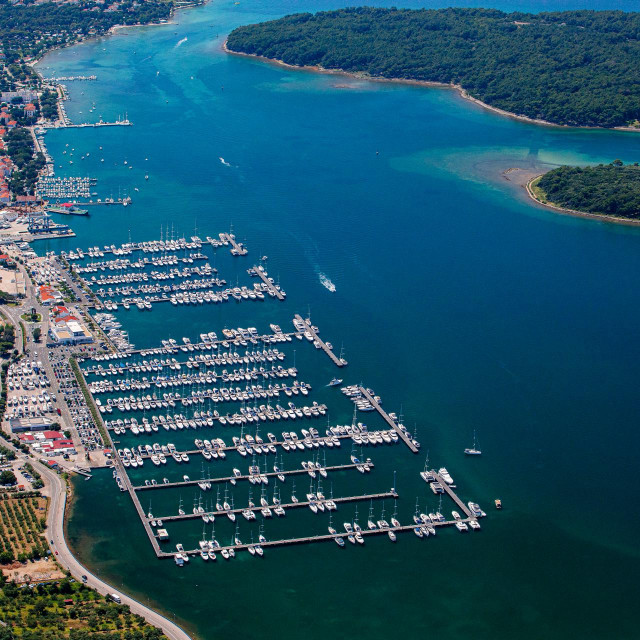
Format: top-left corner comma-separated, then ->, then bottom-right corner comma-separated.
39,462 -> 192,640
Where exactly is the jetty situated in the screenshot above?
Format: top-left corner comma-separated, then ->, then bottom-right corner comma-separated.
132,460 -> 373,491
150,490 -> 396,523
294,314 -> 346,367
174,517 -> 477,558
433,471 -> 473,518
57,119 -> 132,129
357,386 -> 419,453
219,232 -> 247,256
250,266 -> 285,300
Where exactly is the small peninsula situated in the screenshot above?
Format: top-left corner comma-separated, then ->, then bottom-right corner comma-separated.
226,7 -> 640,129
530,162 -> 640,222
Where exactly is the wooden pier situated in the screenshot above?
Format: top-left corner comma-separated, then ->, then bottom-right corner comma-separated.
132,461 -> 373,491
293,314 -> 346,367
151,490 -> 397,523
251,266 -> 285,301
357,386 -> 419,454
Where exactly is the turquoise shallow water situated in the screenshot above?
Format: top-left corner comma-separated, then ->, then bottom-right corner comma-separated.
35,1 -> 640,638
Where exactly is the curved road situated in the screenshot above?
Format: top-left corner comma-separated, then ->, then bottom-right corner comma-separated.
38,461 -> 192,640
3,442 -> 192,640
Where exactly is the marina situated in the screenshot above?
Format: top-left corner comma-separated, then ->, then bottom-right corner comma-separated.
54,229 -> 485,570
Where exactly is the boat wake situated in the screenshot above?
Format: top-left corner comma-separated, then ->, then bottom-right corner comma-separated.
319,273 -> 336,292
175,37 -> 188,48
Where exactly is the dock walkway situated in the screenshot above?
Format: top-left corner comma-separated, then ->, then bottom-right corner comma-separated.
153,490 -> 396,523
294,314 -> 346,367
433,471 -> 472,518
132,461 -> 373,491
220,233 -> 247,256
357,386 -> 419,454
163,515 -> 476,558
251,266 -> 285,300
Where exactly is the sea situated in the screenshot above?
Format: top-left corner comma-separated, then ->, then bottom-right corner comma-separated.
34,0 -> 640,638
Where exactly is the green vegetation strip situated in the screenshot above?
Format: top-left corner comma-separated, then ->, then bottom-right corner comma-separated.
0,575 -> 168,639
537,161 -> 640,220
20,313 -> 41,323
227,7 -> 640,128
18,322 -> 26,353
69,358 -> 109,446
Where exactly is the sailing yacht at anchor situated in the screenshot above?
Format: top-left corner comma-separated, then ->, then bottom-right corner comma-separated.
464,429 -> 482,456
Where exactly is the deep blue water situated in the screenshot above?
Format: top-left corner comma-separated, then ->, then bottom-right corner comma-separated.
34,1 -> 640,638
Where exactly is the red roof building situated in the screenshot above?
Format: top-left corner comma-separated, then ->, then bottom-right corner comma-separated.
42,430 -> 64,440
39,284 -> 61,305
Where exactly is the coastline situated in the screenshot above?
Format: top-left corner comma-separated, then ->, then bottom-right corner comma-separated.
21,5 -> 214,638
525,174 -> 640,227
222,41 -> 640,133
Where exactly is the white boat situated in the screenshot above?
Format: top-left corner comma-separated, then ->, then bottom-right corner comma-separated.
438,467 -> 454,484
464,429 -> 482,456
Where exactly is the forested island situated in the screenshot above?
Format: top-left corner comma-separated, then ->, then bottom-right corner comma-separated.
226,7 -> 640,129
531,162 -> 640,221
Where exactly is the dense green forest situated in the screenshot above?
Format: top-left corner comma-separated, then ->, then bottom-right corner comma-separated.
227,7 -> 640,128
0,0 -> 174,58
535,161 -> 640,219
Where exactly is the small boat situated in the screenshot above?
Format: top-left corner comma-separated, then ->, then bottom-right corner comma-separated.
464,429 -> 482,456
495,499 -> 502,510
328,378 -> 343,387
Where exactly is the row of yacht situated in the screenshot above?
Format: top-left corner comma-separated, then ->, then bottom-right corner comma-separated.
91,263 -> 216,285
104,400 -> 328,430
84,347 -> 287,375
73,253 -> 204,273
64,237 -> 204,261
90,376 -> 307,395
96,276 -> 226,298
